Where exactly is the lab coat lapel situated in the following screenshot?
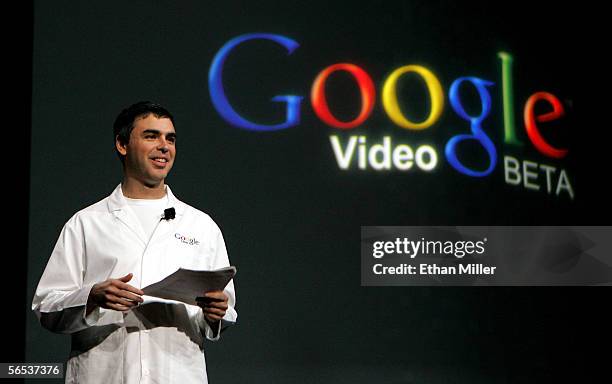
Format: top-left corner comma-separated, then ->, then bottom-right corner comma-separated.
107,184 -> 148,246
149,185 -> 184,245
152,217 -> 177,245
113,209 -> 148,246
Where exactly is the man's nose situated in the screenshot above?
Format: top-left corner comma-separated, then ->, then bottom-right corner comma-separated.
157,138 -> 170,153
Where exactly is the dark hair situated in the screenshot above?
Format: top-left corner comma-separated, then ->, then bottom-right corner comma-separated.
113,101 -> 175,162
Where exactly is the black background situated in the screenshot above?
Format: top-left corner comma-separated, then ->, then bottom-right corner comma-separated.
4,1 -> 609,383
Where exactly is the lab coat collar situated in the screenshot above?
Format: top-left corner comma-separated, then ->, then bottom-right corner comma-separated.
107,183 -> 186,216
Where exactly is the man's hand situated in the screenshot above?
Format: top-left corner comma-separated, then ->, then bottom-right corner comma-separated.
87,273 -> 144,314
196,291 -> 228,323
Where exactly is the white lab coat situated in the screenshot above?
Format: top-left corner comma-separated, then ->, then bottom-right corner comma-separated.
32,184 -> 237,384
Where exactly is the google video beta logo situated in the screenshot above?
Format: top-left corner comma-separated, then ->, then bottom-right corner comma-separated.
208,33 -> 574,199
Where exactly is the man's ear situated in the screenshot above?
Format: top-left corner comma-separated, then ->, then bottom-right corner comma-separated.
115,135 -> 128,156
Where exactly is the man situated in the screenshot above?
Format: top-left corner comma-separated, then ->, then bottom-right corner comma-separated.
32,101 -> 237,383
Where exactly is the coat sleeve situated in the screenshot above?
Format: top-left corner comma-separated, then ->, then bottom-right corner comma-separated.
198,220 -> 238,341
32,214 -> 101,334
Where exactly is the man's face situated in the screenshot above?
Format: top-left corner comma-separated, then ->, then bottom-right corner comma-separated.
116,114 -> 176,187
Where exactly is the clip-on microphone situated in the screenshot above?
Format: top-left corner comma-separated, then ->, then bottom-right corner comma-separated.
162,207 -> 176,221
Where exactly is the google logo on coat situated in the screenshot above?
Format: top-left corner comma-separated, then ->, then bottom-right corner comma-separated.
209,33 -> 573,198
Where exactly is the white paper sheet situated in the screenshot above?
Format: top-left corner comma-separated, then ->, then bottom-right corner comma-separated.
142,266 -> 236,305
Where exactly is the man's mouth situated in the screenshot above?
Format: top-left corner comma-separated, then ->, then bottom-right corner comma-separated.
151,157 -> 169,167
